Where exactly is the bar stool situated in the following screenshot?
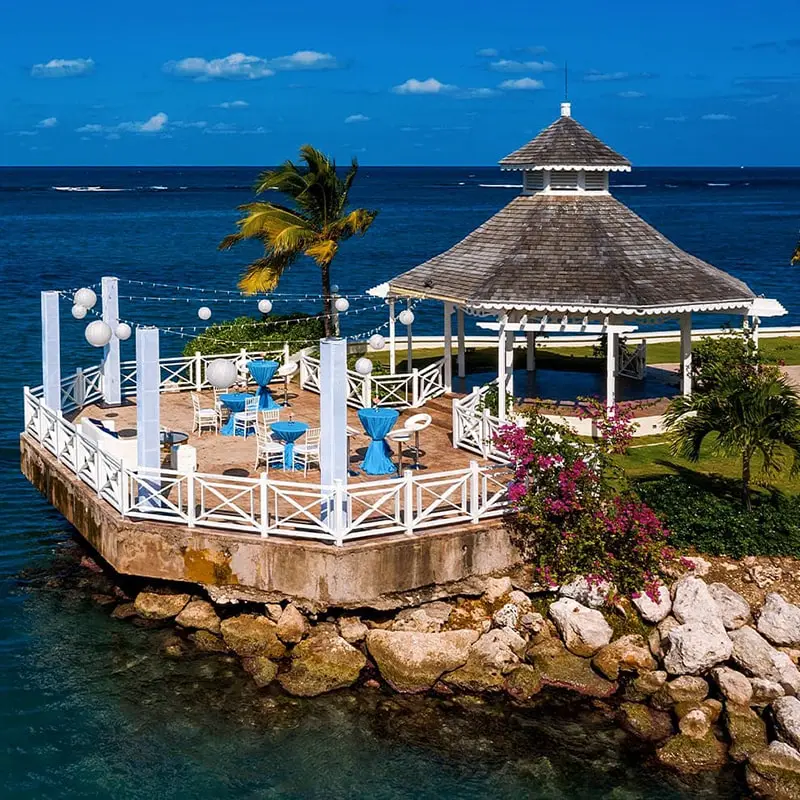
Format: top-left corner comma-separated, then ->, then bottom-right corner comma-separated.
277,361 -> 299,406
389,429 -> 412,471
402,413 -> 433,470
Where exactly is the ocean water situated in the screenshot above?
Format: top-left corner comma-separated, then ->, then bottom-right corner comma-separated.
2,166 -> 798,797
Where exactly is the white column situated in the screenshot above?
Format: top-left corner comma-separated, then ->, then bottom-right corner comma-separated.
505,326 -> 515,404
443,302 -> 453,392
526,331 -> 536,372
752,315 -> 760,350
456,306 -> 466,379
388,298 -> 396,375
136,326 -> 161,474
41,291 -> 61,412
101,276 -> 121,405
606,330 -> 618,409
680,312 -> 692,397
497,315 -> 507,422
406,300 -> 413,372
320,337 -> 348,537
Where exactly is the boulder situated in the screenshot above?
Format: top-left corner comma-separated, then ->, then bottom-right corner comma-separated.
220,615 -> 286,659
708,582 -> 751,630
446,599 -> 492,634
264,603 -> 283,622
483,576 -> 513,605
559,576 -> 612,609
759,594 -> 800,648
366,629 -> 479,693
679,708 -> 712,739
492,603 -> 520,631
393,602 -> 453,633
175,600 -> 221,634
338,616 -> 368,644
593,634 -> 657,681
632,584 -> 672,624
747,741 -> 800,800
276,604 -> 309,644
110,602 -> 138,620
652,675 -> 709,709
750,564 -> 784,590
672,577 -> 724,627
526,638 -> 617,698
625,670 -> 668,702
730,626 -> 800,695
508,590 -> 533,612
504,665 -> 543,704
663,621 -> 732,675
133,591 -> 190,620
656,732 -> 727,774
519,612 -> 546,636
241,656 -> 278,688
278,631 -> 366,697
752,678 -> 786,706
712,666 -> 754,706
775,696 -> 800,750
724,703 -> 768,763
548,598 -> 613,657
618,702 -> 673,742
189,630 -> 228,654
649,616 -> 681,660
445,628 -> 526,693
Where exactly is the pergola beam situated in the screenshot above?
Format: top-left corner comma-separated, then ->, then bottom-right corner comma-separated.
478,319 -> 638,334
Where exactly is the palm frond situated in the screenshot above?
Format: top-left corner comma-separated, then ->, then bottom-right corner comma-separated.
792,238 -> 800,265
305,239 -> 338,266
238,252 -> 298,294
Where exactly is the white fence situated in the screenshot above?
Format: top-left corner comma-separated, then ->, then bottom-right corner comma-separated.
452,382 -> 509,463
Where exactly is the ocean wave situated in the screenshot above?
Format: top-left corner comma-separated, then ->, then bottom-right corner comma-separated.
707,182 -> 730,186
479,183 -> 522,189
149,185 -> 168,190
615,184 -> 647,188
52,186 -> 126,192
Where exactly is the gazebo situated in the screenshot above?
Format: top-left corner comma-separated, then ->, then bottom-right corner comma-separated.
373,102 -> 786,419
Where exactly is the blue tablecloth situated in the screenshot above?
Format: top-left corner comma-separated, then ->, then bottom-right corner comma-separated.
270,420 -> 308,470
248,360 -> 281,410
219,392 -> 255,436
358,408 -> 399,475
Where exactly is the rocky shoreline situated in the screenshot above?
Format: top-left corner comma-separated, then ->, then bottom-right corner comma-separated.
57,549 -> 800,799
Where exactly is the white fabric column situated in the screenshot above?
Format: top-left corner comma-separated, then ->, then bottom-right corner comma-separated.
388,298 -> 396,374
497,315 -> 507,422
526,331 -> 536,372
680,312 -> 692,397
320,337 -> 348,537
41,291 -> 61,412
443,302 -> 453,392
606,330 -> 618,409
136,327 -> 161,474
406,300 -> 413,372
101,276 -> 121,405
456,306 -> 466,379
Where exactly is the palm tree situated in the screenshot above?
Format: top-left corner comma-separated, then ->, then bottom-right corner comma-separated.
219,145 -> 377,337
792,237 -> 800,265
664,362 -> 800,509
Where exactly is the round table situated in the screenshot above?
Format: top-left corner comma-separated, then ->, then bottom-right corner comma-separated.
247,360 -> 281,410
219,392 -> 255,436
270,420 -> 309,470
357,408 -> 399,475
160,430 -> 188,448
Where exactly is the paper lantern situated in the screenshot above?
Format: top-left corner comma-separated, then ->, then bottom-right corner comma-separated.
258,299 -> 273,314
354,357 -> 373,376
334,297 -> 350,313
115,322 -> 132,341
71,304 -> 88,320
368,334 -> 386,351
198,306 -> 212,321
331,284 -> 339,293
85,320 -> 112,347
206,358 -> 237,389
73,287 -> 97,310
398,309 -> 415,326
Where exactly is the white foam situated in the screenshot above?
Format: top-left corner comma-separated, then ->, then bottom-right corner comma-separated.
52,186 -> 125,192
615,184 -> 647,188
479,183 -> 522,188
707,182 -> 730,186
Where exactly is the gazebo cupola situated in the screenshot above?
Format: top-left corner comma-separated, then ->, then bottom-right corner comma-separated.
499,102 -> 631,195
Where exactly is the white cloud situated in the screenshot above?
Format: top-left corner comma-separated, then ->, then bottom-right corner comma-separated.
36,117 -> 58,128
345,113 -> 370,123
138,112 -> 168,132
459,87 -> 498,98
392,77 -> 454,95
173,120 -> 208,129
664,115 -> 687,122
269,50 -> 339,70
164,53 -> 274,81
618,90 -> 646,98
202,122 -> 268,135
76,123 -> 103,133
499,77 -> 544,90
585,70 -> 656,82
476,48 -> 498,57
31,57 -> 94,78
76,112 -> 170,135
489,59 -> 555,73
215,100 -> 249,108
6,130 -> 37,137
701,113 -> 735,120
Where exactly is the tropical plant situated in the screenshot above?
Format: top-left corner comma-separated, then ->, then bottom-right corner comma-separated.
664,360 -> 800,509
792,237 -> 800,265
219,145 -> 378,337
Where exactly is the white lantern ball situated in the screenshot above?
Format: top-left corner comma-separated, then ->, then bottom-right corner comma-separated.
85,320 -> 112,348
198,306 -> 212,321
334,297 -> 350,313
73,287 -> 97,310
258,299 -> 273,314
354,357 -> 373,376
71,304 -> 88,320
398,309 -> 415,326
206,358 -> 237,389
115,322 -> 132,341
368,334 -> 386,351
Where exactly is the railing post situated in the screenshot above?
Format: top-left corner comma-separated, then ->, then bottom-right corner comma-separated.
96,445 -> 103,495
260,471 -> 269,537
411,368 -> 420,407
333,478 -> 347,545
23,387 -> 32,430
481,408 -> 491,458
403,470 -> 414,535
452,396 -> 460,449
74,368 -> 86,407
239,348 -> 248,387
194,351 -> 202,390
187,469 -> 196,528
470,460 -> 481,523
283,342 -> 290,365
363,375 -> 372,408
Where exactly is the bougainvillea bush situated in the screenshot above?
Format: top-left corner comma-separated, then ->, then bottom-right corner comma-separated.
495,405 -> 677,601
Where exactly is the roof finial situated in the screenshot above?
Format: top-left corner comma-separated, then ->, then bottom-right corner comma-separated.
561,63 -> 571,117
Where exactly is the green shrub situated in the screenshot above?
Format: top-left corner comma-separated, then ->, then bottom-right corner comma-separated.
635,476 -> 800,558
181,314 -> 323,358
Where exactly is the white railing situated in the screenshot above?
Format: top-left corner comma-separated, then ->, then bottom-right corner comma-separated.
452,382 -> 510,463
22,382 -> 511,545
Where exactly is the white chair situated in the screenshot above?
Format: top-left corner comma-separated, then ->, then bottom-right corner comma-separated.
213,387 -> 229,423
254,420 -> 285,471
277,361 -> 299,406
191,392 -> 219,436
258,408 -> 281,432
293,426 -> 321,476
394,413 -> 432,469
233,395 -> 259,438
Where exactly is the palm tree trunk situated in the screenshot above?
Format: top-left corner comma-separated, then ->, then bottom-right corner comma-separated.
742,451 -> 752,511
320,262 -> 334,338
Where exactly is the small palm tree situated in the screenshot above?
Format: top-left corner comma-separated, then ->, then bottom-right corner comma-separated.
792,238 -> 800,265
664,362 -> 800,509
219,145 -> 377,337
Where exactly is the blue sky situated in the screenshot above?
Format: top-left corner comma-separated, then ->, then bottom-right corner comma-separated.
2,0 -> 799,166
